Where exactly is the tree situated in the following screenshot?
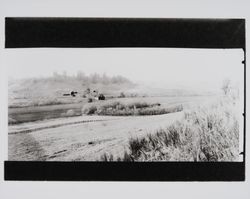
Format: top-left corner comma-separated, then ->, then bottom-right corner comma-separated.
119,92 -> 126,98
221,79 -> 232,95
63,71 -> 68,79
102,73 -> 110,84
90,73 -> 100,84
52,71 -> 61,82
76,71 -> 86,80
84,88 -> 91,95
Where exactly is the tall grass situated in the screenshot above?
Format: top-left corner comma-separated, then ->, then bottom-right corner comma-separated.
9,97 -> 67,108
100,98 -> 240,161
82,101 -> 183,116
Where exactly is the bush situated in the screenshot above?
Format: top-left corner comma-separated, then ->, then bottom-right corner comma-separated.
137,105 -> 183,116
100,153 -> 114,161
87,98 -> 93,103
119,92 -> 126,98
82,101 -> 182,116
65,109 -> 75,116
60,109 -> 77,117
82,104 -> 97,115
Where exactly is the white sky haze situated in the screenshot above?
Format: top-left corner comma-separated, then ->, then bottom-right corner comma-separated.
5,48 -> 244,91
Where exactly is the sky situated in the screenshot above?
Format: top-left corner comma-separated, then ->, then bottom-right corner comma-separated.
4,48 -> 244,91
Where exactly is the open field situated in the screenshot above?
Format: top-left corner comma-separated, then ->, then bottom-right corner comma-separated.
102,98 -> 241,161
8,95 -> 225,161
8,112 -> 184,161
8,96 -> 212,124
8,103 -> 83,124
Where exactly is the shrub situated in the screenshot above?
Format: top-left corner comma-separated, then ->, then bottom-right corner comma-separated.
82,104 -> 97,115
87,98 -> 93,103
119,92 -> 126,98
65,109 -> 75,116
99,153 -> 114,161
60,109 -> 78,117
82,101 -> 182,116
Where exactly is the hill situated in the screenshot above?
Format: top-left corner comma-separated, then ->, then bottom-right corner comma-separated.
8,73 -> 135,107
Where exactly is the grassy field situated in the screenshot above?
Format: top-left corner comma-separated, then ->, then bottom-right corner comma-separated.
8,95 -> 231,161
8,72 -> 242,161
8,103 -> 83,124
100,97 -> 240,161
8,96 -> 210,124
8,112 -> 184,161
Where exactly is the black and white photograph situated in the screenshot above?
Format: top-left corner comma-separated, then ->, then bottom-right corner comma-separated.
1,0 -> 250,198
2,17 -> 246,182
7,48 -> 244,162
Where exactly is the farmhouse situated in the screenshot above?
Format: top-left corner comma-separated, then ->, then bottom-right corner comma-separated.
71,91 -> 78,97
98,94 -> 105,100
63,91 -> 78,97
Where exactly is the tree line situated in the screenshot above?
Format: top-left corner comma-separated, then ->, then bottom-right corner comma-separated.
47,71 -> 132,85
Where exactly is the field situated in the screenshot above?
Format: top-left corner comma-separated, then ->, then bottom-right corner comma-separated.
8,96 -> 199,124
9,103 -> 83,124
8,95 -> 233,161
102,97 -> 241,161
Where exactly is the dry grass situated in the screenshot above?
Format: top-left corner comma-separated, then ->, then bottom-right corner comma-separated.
82,100 -> 183,116
100,98 -> 240,161
8,103 -> 83,124
8,97 -> 71,108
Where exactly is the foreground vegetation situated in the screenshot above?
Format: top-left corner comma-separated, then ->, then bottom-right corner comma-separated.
82,100 -> 183,116
100,98 -> 240,161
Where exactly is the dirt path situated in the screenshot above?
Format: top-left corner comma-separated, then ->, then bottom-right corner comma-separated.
8,112 -> 184,161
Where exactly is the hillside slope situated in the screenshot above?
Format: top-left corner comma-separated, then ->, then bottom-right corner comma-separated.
8,73 -> 135,107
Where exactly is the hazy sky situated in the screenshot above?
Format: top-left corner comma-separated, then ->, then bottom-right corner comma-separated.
5,48 -> 244,91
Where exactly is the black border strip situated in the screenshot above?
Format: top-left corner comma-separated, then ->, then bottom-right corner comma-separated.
4,18 -> 246,181
243,48 -> 246,164
5,18 -> 245,49
5,162 -> 245,181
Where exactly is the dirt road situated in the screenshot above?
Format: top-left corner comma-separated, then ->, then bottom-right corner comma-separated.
8,112 -> 183,161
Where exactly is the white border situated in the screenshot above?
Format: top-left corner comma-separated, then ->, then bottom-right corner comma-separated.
0,0 -> 249,199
